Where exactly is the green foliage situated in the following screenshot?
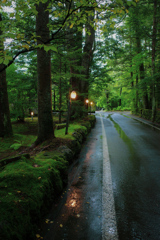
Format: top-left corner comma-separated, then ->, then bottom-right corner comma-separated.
0,134 -> 36,155
10,142 -> 22,150
7,62 -> 37,119
90,0 -> 160,114
70,101 -> 88,120
9,134 -> 36,150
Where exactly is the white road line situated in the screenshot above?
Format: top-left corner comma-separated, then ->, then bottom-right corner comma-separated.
101,115 -> 119,240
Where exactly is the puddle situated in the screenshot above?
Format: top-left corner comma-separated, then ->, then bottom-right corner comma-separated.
108,114 -> 132,146
107,114 -> 142,172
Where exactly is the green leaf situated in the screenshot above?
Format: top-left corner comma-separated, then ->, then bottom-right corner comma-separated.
10,143 -> 22,150
44,45 -> 57,52
16,14 -> 20,21
10,13 -> 14,18
22,44 -> 30,50
0,58 -> 3,64
116,0 -> 123,5
3,59 -> 9,65
132,1 -> 137,6
126,0 -> 132,6
70,23 -> 74,28
3,55 -> 12,65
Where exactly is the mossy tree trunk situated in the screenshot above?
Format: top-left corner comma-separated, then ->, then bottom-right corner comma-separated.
0,14 -> 12,137
35,1 -> 54,144
81,7 -> 95,102
151,0 -> 157,122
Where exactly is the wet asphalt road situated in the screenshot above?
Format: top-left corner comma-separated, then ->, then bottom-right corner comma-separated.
38,111 -> 160,240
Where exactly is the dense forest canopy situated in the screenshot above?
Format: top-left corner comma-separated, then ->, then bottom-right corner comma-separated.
0,0 -> 159,141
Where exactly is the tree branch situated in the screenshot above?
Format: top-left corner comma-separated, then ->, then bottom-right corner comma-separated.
0,1 -> 97,73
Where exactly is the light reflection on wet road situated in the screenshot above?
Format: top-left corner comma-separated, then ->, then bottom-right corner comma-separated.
37,112 -> 160,240
40,113 -> 103,240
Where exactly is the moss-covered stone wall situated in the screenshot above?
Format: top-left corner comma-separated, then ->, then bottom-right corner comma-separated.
0,115 -> 96,240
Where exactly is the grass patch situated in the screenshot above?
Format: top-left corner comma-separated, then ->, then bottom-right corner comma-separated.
55,123 -> 87,139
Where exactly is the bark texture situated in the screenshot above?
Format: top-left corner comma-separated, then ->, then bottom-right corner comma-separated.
81,8 -> 95,101
151,0 -> 157,122
0,14 -> 12,137
36,1 -> 54,144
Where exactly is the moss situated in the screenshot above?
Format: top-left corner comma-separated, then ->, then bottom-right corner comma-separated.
74,127 -> 87,140
67,139 -> 81,156
56,123 -> 66,130
80,121 -> 91,133
0,115 -> 96,240
0,155 -> 68,240
0,134 -> 36,153
58,145 -> 74,163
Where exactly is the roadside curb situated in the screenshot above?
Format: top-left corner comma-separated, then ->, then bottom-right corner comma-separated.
123,113 -> 160,131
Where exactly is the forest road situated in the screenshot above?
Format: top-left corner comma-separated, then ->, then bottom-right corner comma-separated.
37,111 -> 160,240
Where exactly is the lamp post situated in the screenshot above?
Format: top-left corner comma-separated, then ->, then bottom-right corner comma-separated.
90,102 -> 93,114
65,91 -> 77,135
85,99 -> 89,112
31,111 -> 34,120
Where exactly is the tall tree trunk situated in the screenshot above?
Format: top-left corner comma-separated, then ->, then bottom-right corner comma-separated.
133,5 -> 149,110
36,1 -> 54,144
156,4 -> 160,109
59,57 -> 62,123
53,89 -> 56,111
130,26 -> 135,111
135,74 -> 139,111
81,8 -> 95,101
65,1 -> 82,96
136,34 -> 149,109
151,0 -> 157,122
139,62 -> 149,109
0,14 -> 12,137
119,87 -> 122,107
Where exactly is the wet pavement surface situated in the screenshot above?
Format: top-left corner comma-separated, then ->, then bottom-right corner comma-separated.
104,112 -> 160,240
38,114 -> 103,240
37,111 -> 160,240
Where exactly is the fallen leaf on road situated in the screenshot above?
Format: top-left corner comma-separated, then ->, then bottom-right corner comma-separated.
45,219 -> 50,224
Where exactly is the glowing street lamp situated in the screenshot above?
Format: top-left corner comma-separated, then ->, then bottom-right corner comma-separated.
70,91 -> 77,99
85,99 -> 89,111
31,111 -> 34,120
65,91 -> 77,135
